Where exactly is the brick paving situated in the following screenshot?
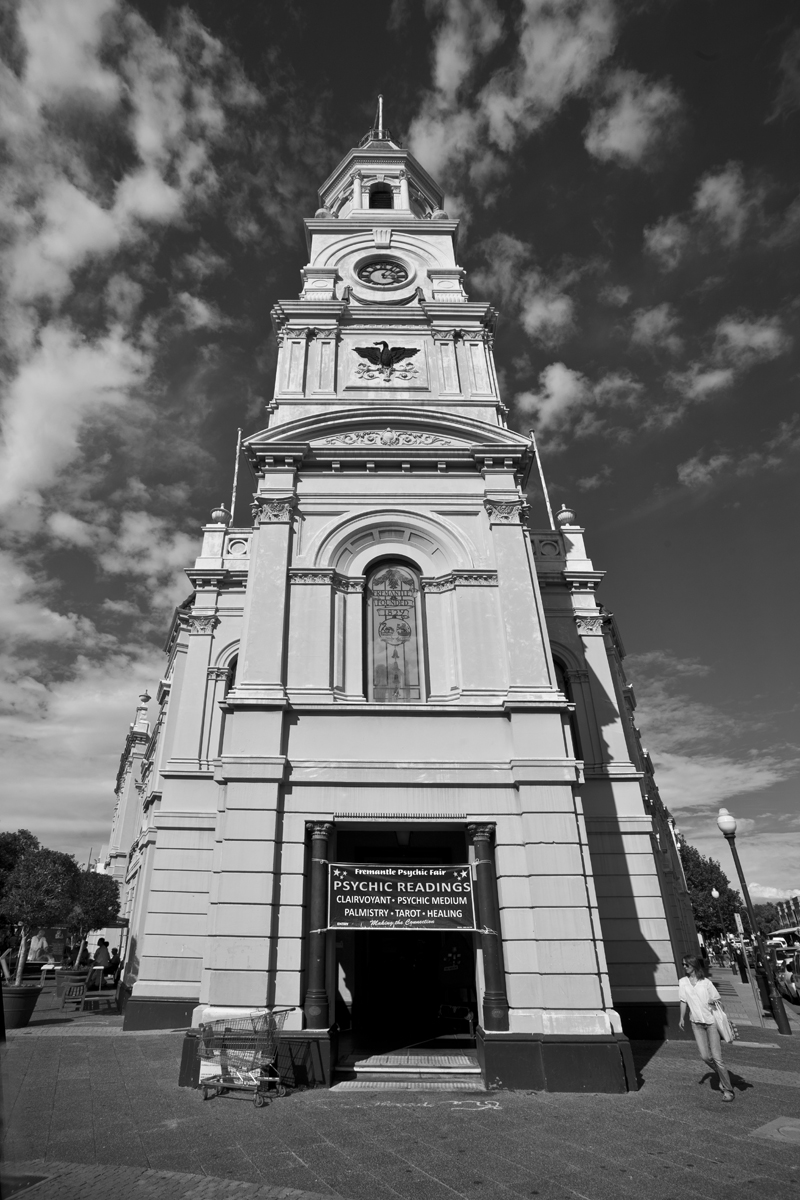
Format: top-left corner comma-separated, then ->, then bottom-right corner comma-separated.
3,982 -> 800,1199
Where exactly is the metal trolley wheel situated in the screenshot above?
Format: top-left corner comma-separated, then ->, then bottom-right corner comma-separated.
254,1091 -> 269,1108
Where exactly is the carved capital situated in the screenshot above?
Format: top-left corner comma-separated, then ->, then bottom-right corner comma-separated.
467,823 -> 496,846
332,573 -> 365,594
306,821 -> 333,842
484,498 -> 524,525
251,495 -> 296,525
575,615 -> 604,636
187,615 -> 218,635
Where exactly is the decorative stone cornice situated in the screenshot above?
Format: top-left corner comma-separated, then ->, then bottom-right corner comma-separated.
421,575 -> 455,594
251,496 -> 296,525
288,569 -> 334,585
187,615 -> 219,636
421,571 -> 499,593
454,570 -> 498,587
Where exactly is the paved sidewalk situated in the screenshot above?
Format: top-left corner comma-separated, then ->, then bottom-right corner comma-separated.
4,1015 -> 800,1200
0,1160 -> 336,1200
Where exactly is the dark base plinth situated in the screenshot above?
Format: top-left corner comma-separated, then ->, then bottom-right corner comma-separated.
122,997 -> 197,1031
615,1002 -> 682,1041
276,1029 -> 337,1089
477,1028 -> 637,1093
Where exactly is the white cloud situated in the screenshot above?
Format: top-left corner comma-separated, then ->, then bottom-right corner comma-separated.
19,0 -> 121,108
676,415 -> 800,489
409,0 -> 618,205
626,653 -> 798,824
472,234 -> 576,346
516,362 -> 590,430
643,214 -> 690,270
0,323 -> 149,523
584,69 -> 682,167
693,162 -> 754,246
630,303 -> 682,354
0,550 -> 96,648
0,650 -> 163,859
666,311 -> 791,409
713,314 -> 792,366
749,884 -> 800,904
598,283 -> 631,307
667,365 -> 735,402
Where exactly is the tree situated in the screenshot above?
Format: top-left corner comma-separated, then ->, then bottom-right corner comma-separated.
0,848 -> 81,984
0,830 -> 41,949
66,871 -> 121,960
678,837 -> 743,937
752,902 -> 782,937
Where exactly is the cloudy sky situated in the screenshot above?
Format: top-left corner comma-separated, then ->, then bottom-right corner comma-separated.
1,0 -> 798,902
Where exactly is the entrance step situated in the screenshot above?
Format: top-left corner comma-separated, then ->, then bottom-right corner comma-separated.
331,1079 -> 485,1092
333,1051 -> 485,1092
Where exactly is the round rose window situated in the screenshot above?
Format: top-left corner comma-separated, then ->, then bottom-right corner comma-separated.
357,261 -> 409,287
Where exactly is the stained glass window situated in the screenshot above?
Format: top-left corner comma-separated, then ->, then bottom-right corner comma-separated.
366,563 -> 422,702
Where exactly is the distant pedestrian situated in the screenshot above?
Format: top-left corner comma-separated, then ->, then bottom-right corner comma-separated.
93,939 -> 111,968
679,955 -> 735,1102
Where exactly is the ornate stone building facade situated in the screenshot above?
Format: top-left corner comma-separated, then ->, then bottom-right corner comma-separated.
106,119 -> 697,1091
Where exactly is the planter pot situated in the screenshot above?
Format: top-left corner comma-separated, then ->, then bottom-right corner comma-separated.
2,984 -> 43,1029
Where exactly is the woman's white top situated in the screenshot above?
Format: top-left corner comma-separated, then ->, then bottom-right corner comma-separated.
679,976 -> 720,1024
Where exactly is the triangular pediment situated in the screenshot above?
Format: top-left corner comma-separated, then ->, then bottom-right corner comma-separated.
244,407 -> 531,454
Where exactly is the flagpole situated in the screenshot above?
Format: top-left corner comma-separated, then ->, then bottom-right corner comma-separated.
530,431 -> 555,530
230,427 -> 242,525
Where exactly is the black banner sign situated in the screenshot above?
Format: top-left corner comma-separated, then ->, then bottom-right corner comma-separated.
329,863 -> 475,930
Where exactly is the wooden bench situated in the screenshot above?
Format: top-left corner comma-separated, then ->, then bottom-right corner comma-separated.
59,967 -> 118,1013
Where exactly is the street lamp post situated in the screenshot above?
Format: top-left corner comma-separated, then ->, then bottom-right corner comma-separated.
710,887 -> 732,970
716,808 -> 792,1036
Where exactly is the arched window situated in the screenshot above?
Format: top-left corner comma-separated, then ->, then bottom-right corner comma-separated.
225,655 -> 237,696
366,562 -> 423,702
369,183 -> 393,210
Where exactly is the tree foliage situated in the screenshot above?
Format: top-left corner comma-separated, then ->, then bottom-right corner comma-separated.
66,872 -> 121,940
0,847 -> 82,983
678,837 -> 743,936
0,829 -> 40,893
752,902 -> 782,937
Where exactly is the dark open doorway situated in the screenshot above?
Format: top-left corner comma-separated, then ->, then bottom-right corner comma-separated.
333,828 -> 477,1053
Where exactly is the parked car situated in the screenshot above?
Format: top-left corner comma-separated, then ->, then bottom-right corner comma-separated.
777,950 -> 800,1003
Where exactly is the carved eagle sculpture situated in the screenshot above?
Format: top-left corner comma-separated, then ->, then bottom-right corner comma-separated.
354,341 -> 419,375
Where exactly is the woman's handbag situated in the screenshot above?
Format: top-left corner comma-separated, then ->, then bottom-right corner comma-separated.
712,1000 -> 738,1043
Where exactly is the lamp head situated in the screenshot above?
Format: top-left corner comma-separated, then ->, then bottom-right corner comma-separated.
717,807 -> 737,837
711,887 -> 720,900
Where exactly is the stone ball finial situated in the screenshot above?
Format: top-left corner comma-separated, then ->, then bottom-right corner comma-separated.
211,502 -> 232,525
430,207 -> 449,221
138,692 -> 151,706
555,504 -> 577,526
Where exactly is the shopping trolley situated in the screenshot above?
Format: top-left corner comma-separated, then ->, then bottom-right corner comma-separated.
196,1008 -> 291,1106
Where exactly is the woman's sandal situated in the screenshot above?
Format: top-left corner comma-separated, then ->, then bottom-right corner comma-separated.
722,1090 -> 735,1102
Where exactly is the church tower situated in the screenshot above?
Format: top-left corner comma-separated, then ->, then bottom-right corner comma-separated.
111,109 -> 697,1092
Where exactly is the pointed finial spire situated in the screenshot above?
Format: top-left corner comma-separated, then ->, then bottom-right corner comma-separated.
360,96 -> 393,146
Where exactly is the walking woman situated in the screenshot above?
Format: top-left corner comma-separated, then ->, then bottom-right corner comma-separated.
679,955 -> 735,1102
